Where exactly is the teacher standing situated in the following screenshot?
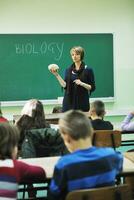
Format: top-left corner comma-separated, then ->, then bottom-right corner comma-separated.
50,46 -> 96,112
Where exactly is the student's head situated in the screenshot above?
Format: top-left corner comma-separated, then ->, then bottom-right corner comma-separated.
90,100 -> 105,118
52,106 -> 62,113
17,99 -> 47,131
59,110 -> 93,152
0,123 -> 19,159
21,99 -> 45,119
70,46 -> 84,61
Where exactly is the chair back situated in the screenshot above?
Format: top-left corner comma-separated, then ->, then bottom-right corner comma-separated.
65,184 -> 132,200
92,130 -> 121,149
125,176 -> 134,198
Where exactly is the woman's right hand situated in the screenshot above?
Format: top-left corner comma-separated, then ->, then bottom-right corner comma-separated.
48,64 -> 59,76
50,68 -> 59,76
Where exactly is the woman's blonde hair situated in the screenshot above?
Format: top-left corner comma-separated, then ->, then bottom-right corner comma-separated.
70,46 -> 85,60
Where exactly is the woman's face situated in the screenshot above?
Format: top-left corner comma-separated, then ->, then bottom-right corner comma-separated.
71,50 -> 81,63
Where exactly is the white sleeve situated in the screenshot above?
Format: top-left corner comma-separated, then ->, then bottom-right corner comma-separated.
121,113 -> 134,131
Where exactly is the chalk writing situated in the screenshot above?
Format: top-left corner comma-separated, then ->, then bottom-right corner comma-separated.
48,42 -> 64,61
15,42 -> 64,61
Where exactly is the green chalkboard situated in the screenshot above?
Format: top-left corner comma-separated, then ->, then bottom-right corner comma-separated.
0,34 -> 114,101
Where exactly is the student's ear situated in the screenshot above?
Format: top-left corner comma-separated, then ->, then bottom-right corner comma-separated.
63,133 -> 71,144
89,109 -> 92,116
89,109 -> 94,115
63,134 -> 74,153
90,109 -> 96,117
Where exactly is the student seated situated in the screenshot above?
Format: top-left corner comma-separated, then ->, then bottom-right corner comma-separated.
121,111 -> 134,131
90,100 -> 113,130
0,104 -> 8,123
16,99 -> 67,158
0,123 -> 46,199
15,99 -> 50,152
49,110 -> 123,200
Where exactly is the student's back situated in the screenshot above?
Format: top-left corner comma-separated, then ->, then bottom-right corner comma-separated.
49,110 -> 123,200
91,118 -> 113,130
90,100 -> 113,130
0,123 -> 46,199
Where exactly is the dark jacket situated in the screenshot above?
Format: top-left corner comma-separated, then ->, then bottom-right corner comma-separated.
21,128 -> 68,158
91,119 -> 113,130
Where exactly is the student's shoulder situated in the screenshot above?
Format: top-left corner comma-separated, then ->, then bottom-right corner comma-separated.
100,147 -> 122,157
105,120 -> 114,128
55,153 -> 76,169
106,148 -> 123,160
105,120 -> 113,124
99,147 -> 119,156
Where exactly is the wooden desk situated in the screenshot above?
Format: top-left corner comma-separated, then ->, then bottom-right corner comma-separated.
13,112 -> 90,124
13,113 -> 63,124
20,154 -> 134,179
46,113 -> 63,124
123,157 -> 134,175
119,153 -> 134,177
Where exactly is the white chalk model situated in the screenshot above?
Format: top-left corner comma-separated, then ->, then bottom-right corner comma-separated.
48,64 -> 59,71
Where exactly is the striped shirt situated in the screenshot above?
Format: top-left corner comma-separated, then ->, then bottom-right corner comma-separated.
0,159 -> 46,200
49,146 -> 123,200
0,159 -> 18,200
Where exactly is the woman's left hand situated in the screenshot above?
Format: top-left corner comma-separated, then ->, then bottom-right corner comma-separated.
74,79 -> 82,86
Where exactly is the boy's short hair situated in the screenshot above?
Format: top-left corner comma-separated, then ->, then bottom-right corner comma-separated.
70,46 -> 85,60
52,106 -> 62,113
91,100 -> 105,117
0,123 -> 19,159
59,110 -> 93,140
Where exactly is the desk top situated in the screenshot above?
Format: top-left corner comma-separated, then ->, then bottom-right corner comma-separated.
13,112 -> 90,124
20,153 -> 134,179
123,157 -> 134,174
124,152 -> 134,163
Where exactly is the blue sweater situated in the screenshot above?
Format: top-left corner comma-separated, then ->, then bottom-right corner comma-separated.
49,146 -> 123,200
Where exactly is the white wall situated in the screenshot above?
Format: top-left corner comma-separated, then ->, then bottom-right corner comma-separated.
0,0 -> 134,114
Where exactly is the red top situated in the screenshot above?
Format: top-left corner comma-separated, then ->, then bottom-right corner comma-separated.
0,116 -> 8,123
0,159 -> 46,199
14,160 -> 46,183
